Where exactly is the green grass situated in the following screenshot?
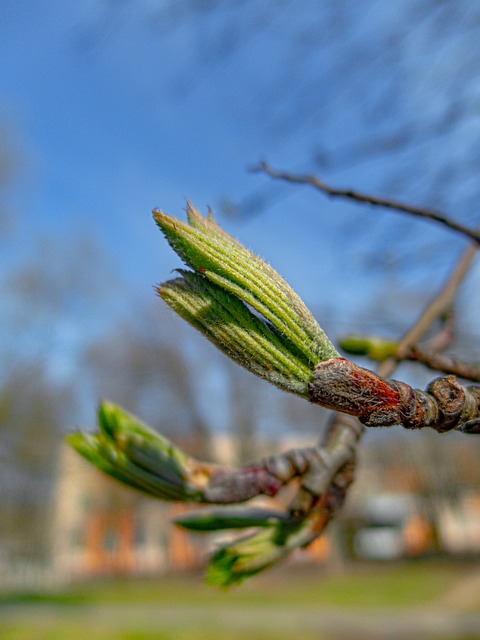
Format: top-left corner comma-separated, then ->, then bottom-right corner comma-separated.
0,560 -> 478,640
7,559 -> 462,609
0,627 -> 322,640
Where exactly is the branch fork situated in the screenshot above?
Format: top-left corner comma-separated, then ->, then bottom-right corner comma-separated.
69,203 -> 480,585
68,400 -> 357,585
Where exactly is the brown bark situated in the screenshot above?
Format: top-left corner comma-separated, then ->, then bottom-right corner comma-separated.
309,357 -> 480,433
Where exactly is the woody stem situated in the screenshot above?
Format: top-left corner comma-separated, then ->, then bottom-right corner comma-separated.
309,357 -> 480,433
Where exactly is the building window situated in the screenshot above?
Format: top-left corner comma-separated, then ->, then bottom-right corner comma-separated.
102,529 -> 119,551
71,526 -> 84,550
134,521 -> 146,549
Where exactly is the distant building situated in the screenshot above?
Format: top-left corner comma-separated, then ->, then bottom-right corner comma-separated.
343,440 -> 480,560
349,492 -> 434,560
51,434 -> 333,582
436,493 -> 480,555
49,433 -> 480,584
52,446 -> 207,580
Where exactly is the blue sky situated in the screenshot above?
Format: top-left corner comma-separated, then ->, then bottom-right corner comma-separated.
2,2 -> 354,329
2,0 -> 480,364
1,7 -> 266,283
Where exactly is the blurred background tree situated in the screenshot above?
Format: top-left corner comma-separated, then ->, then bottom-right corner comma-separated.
1,0 -> 480,569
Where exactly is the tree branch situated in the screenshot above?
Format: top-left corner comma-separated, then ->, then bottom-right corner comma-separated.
340,334 -> 480,383
310,357 -> 480,433
402,347 -> 480,383
251,161 -> 480,245
69,399 -> 360,585
313,239 -> 480,552
394,244 -> 478,358
340,242 -> 478,382
69,203 -> 480,585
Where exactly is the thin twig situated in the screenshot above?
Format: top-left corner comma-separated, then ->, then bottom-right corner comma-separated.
288,193 -> 479,559
251,161 -> 480,245
402,347 -> 480,383
380,242 -> 478,375
399,245 -> 477,352
310,224 -> 479,548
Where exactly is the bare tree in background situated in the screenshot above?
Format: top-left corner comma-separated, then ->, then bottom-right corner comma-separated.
60,2 -> 480,584
69,198 -> 480,586
80,1 -> 480,217
0,235 -> 123,561
0,119 -> 20,235
3,0 -> 480,584
74,0 -> 480,347
85,304 -> 213,460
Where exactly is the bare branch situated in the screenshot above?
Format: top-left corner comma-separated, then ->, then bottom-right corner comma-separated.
403,347 -> 480,383
70,202 -> 480,584
251,161 -> 480,245
70,400 -> 360,585
308,239 -> 479,554
377,242 -> 478,378
397,245 -> 477,355
310,357 -> 480,433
